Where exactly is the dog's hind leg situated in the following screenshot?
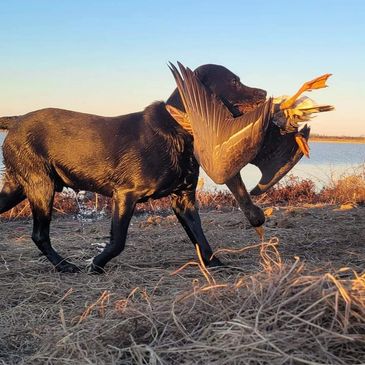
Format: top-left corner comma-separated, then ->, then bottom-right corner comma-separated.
26,177 -> 80,273
0,175 -> 26,214
171,191 -> 223,267
89,190 -> 136,274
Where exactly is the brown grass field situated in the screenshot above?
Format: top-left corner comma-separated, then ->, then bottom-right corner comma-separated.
0,173 -> 364,364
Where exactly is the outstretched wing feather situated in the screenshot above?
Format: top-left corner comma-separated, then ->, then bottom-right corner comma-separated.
169,62 -> 273,184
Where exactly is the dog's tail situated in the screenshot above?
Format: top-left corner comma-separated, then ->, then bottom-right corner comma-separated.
0,116 -> 19,130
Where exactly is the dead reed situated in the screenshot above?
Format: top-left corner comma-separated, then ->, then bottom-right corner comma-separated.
1,188 -> 364,364
1,236 -> 364,364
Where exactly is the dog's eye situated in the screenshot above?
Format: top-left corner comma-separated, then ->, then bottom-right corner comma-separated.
232,78 -> 239,87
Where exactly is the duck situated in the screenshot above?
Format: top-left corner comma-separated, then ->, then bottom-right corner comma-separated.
251,74 -> 334,195
166,62 -> 333,194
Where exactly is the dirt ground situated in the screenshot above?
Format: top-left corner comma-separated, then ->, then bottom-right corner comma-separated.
2,204 -> 362,274
0,204 -> 364,364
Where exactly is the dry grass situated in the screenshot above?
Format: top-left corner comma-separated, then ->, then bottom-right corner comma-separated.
320,166 -> 365,204
257,166 -> 365,206
1,242 -> 364,364
0,206 -> 364,364
257,176 -> 317,206
1,169 -> 364,364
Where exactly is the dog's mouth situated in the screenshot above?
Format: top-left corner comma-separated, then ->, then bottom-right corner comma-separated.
234,99 -> 266,114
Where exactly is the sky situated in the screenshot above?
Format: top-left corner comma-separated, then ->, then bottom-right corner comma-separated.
0,0 -> 364,136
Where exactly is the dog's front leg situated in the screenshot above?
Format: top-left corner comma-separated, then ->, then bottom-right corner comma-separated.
226,174 -> 265,238
171,191 -> 223,267
89,190 -> 136,274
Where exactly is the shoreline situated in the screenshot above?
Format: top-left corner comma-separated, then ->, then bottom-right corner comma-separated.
310,137 -> 365,144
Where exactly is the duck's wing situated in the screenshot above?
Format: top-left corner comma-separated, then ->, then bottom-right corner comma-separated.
250,124 -> 310,195
168,62 -> 273,184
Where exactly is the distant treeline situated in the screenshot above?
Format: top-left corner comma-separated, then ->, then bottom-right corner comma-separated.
310,134 -> 365,143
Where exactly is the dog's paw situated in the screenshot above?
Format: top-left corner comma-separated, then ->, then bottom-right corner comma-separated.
55,261 -> 81,273
207,257 -> 224,268
86,262 -> 106,275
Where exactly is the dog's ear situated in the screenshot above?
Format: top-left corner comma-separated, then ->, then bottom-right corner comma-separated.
193,68 -> 207,85
194,68 -> 201,79
165,105 -> 193,135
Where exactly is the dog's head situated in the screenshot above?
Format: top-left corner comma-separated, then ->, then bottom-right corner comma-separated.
166,64 -> 266,116
194,64 -> 267,116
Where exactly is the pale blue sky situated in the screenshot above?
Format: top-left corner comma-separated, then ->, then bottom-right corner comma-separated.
0,0 -> 364,135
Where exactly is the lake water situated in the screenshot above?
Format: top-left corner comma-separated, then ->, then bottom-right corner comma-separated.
202,141 -> 365,192
0,132 -> 364,192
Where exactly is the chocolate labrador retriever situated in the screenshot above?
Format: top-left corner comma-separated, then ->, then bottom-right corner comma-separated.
0,63 -> 266,273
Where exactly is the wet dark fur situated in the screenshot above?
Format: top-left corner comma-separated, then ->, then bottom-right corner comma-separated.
0,64 -> 266,273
